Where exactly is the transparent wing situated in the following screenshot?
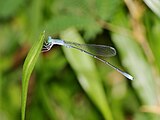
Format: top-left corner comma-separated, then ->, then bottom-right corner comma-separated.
42,39 -> 116,57
64,41 -> 116,57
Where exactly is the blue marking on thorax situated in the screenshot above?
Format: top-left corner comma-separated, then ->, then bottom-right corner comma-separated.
47,36 -> 64,45
48,36 -> 53,43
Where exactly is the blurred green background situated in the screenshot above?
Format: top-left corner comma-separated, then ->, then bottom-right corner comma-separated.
0,0 -> 160,120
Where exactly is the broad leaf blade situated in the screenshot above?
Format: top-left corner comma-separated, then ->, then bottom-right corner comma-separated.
21,31 -> 45,120
60,28 -> 113,120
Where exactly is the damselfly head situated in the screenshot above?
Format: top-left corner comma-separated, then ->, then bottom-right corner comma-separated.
42,40 -> 52,52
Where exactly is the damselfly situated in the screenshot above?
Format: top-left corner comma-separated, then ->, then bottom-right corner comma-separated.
42,36 -> 133,80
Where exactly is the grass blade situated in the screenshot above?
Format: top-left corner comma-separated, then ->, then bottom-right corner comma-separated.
21,31 -> 45,120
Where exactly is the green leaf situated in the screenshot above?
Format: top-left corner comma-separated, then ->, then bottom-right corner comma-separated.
21,31 -> 45,120
60,28 -> 113,120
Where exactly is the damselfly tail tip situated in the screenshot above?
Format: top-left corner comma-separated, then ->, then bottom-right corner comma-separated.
128,75 -> 134,80
123,72 -> 134,80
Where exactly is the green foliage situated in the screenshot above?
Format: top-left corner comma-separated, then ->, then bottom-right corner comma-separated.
45,15 -> 102,39
1,0 -> 160,120
96,0 -> 122,20
22,31 -> 45,120
111,9 -> 157,105
0,0 -> 24,18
